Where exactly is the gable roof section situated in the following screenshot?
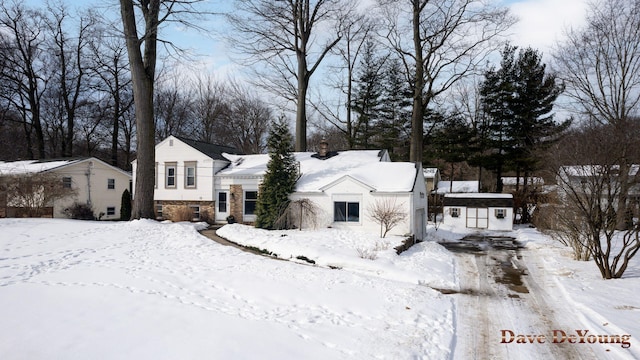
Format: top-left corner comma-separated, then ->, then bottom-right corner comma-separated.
174,136 -> 242,161
0,159 -> 82,175
219,150 -> 417,192
0,157 -> 131,178
423,168 -> 439,178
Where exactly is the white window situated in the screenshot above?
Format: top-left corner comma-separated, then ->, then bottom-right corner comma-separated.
185,162 -> 196,188
495,208 -> 506,219
334,201 -> 360,222
106,207 -> 116,216
165,162 -> 177,188
62,177 -> 72,189
156,203 -> 163,219
107,178 -> 115,190
244,191 -> 258,215
450,208 -> 460,218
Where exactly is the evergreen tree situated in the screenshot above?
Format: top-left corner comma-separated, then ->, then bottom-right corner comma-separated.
377,58 -> 412,161
479,45 -> 518,192
428,115 -> 476,190
351,40 -> 385,149
120,189 -> 132,221
479,44 -> 567,193
255,117 -> 299,229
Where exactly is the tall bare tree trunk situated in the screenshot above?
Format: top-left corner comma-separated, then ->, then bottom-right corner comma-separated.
410,0 -> 424,164
120,0 -> 158,219
296,52 -> 308,152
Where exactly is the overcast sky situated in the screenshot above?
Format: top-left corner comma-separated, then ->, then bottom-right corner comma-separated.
505,0 -> 589,55
167,0 -> 587,77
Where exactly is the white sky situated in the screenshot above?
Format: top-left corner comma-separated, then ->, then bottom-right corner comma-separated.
504,0 -> 589,55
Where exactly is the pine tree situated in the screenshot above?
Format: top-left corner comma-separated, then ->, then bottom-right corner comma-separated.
428,115 -> 476,190
479,45 -> 567,193
120,189 -> 132,220
351,40 -> 385,149
479,45 -> 518,192
377,58 -> 412,161
255,117 -> 299,229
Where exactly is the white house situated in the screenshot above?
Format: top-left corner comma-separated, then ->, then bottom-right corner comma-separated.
216,146 -> 428,240
0,157 -> 131,219
131,135 -> 241,221
442,193 -> 513,231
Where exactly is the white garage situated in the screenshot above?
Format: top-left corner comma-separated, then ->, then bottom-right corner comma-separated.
442,193 -> 513,231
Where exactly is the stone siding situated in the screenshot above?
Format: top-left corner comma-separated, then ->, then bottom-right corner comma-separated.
155,200 -> 215,223
229,185 -> 244,223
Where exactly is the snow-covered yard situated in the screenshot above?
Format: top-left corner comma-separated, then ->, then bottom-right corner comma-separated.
0,218 -> 638,359
0,219 -> 454,359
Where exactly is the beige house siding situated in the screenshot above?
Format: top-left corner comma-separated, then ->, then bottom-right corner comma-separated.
52,159 -> 132,220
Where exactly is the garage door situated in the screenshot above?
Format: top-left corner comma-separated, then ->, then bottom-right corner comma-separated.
466,208 -> 488,229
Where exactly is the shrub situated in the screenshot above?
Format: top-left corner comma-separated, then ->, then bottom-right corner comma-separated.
199,208 -> 213,224
120,189 -> 132,220
64,202 -> 95,220
171,206 -> 194,222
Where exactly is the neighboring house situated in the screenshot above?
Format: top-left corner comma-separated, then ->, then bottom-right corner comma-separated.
131,135 -> 241,221
424,168 -> 440,193
435,180 -> 479,194
556,164 -> 640,209
216,146 -> 428,240
0,158 -> 131,219
501,176 -> 544,192
442,193 -> 514,231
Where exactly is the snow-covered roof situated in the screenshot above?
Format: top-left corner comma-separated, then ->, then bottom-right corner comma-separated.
501,177 -> 544,186
560,165 -> 640,177
444,193 -> 513,199
423,168 -> 439,178
219,150 -> 418,192
435,181 -> 479,194
0,159 -> 81,175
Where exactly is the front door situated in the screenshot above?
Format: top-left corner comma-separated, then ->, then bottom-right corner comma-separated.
215,191 -> 230,222
466,207 -> 488,229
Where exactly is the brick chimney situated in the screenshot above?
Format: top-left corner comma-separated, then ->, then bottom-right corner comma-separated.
319,138 -> 329,157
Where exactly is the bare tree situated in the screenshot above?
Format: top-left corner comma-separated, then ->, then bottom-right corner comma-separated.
368,197 -> 406,238
551,122 -> 640,278
0,2 -> 49,159
275,198 -> 322,230
554,0 -> 640,229
311,12 -> 378,149
379,0 -> 514,163
119,0 -> 207,219
44,2 -> 96,158
227,0 -> 350,152
154,74 -> 195,142
192,74 -> 230,145
1,172 -> 76,217
88,21 -> 133,167
224,81 -> 271,154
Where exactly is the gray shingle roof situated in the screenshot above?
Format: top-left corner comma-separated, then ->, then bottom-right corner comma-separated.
175,136 -> 242,160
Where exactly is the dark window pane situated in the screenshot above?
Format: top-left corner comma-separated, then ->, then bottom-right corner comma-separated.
218,192 -> 227,213
347,202 -> 360,222
245,191 -> 258,215
334,202 -> 346,222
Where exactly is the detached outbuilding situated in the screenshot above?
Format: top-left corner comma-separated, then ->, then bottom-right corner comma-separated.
442,193 -> 513,231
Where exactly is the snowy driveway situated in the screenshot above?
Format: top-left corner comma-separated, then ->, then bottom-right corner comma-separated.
439,230 -> 639,360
